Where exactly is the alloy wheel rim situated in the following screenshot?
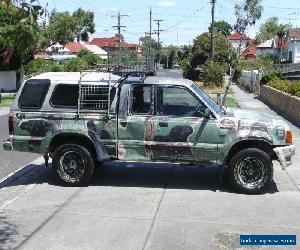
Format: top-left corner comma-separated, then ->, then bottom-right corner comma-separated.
59,151 -> 85,182
236,157 -> 265,188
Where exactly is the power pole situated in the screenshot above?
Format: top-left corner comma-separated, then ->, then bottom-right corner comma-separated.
154,19 -> 164,65
145,7 -> 153,40
112,11 -> 128,65
211,0 -> 216,61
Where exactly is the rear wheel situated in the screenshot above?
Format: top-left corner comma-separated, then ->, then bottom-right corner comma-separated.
229,148 -> 273,194
52,144 -> 94,186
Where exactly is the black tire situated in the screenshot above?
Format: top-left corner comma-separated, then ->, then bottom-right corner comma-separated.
52,144 -> 94,186
229,148 -> 273,194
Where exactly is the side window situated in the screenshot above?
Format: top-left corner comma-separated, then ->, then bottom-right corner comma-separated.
18,79 -> 50,109
50,84 -> 79,108
131,85 -> 152,115
156,86 -> 206,117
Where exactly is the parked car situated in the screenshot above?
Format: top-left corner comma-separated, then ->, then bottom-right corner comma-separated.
173,64 -> 180,69
3,72 -> 295,194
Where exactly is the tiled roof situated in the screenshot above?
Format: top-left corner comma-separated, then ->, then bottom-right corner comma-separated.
243,42 -> 256,58
90,37 -> 139,49
65,42 -> 85,53
286,29 -> 300,40
228,32 -> 251,41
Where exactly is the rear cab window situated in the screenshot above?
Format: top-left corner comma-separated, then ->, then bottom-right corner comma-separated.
50,84 -> 79,108
18,79 -> 50,109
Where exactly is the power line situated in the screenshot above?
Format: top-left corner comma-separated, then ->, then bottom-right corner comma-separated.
163,6 -> 206,32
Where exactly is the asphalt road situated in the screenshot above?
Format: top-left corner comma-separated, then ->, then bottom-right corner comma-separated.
0,114 -> 39,180
157,69 -> 183,78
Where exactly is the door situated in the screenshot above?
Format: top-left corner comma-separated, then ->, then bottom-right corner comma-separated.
117,84 -> 155,161
150,85 -> 221,164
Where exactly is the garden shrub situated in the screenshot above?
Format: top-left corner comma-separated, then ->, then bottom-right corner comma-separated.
267,79 -> 292,93
24,59 -> 55,75
200,60 -> 226,87
180,58 -> 199,81
49,64 -> 63,72
260,72 -> 282,85
77,49 -> 102,67
289,81 -> 300,97
63,58 -> 88,72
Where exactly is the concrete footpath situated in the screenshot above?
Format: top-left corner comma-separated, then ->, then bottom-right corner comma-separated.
0,85 -> 299,250
0,107 -> 10,117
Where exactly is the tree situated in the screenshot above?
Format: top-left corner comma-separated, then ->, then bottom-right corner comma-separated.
0,0 -> 47,70
191,32 -> 234,68
209,20 -> 232,36
77,48 -> 102,66
45,8 -> 95,46
46,10 -> 77,46
254,17 -> 285,44
234,0 -> 263,56
72,8 -> 95,42
139,36 -> 161,62
276,25 -> 287,63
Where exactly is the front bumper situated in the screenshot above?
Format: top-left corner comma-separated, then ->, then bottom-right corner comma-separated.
274,145 -> 296,170
3,139 -> 13,151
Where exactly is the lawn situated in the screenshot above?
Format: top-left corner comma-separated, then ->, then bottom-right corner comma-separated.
223,96 -> 239,108
0,94 -> 16,107
196,81 -> 233,94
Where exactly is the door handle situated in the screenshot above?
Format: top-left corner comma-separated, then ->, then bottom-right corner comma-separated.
159,121 -> 168,127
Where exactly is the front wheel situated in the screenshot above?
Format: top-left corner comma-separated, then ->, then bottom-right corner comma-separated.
52,144 -> 94,186
229,148 -> 273,194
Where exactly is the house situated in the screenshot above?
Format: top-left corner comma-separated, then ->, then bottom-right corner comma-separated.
82,44 -> 108,60
90,37 -> 141,54
46,43 -> 70,55
285,29 -> 300,63
242,42 -> 256,59
46,42 -> 108,61
65,42 -> 85,53
256,38 -> 288,61
228,32 -> 251,53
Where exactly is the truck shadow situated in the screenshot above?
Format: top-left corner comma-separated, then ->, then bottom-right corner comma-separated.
0,212 -> 18,250
90,161 -> 279,194
1,161 -> 279,194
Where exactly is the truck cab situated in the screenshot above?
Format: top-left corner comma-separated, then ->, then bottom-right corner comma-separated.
3,72 -> 295,194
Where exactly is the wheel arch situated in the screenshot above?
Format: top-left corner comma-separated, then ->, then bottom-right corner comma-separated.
48,132 -> 105,161
223,139 -> 277,165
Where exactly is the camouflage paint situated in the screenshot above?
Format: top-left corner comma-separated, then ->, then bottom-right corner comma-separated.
5,83 -> 291,165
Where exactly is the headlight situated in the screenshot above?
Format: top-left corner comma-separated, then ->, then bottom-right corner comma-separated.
277,127 -> 285,140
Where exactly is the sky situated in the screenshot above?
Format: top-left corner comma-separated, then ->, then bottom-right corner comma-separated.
38,0 -> 300,46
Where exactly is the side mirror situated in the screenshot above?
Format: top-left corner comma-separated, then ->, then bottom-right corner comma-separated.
204,108 -> 211,119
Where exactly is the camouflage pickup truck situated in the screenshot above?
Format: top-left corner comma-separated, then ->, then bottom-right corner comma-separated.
3,72 -> 295,194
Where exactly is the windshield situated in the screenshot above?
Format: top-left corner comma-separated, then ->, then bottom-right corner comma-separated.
191,83 -> 225,115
